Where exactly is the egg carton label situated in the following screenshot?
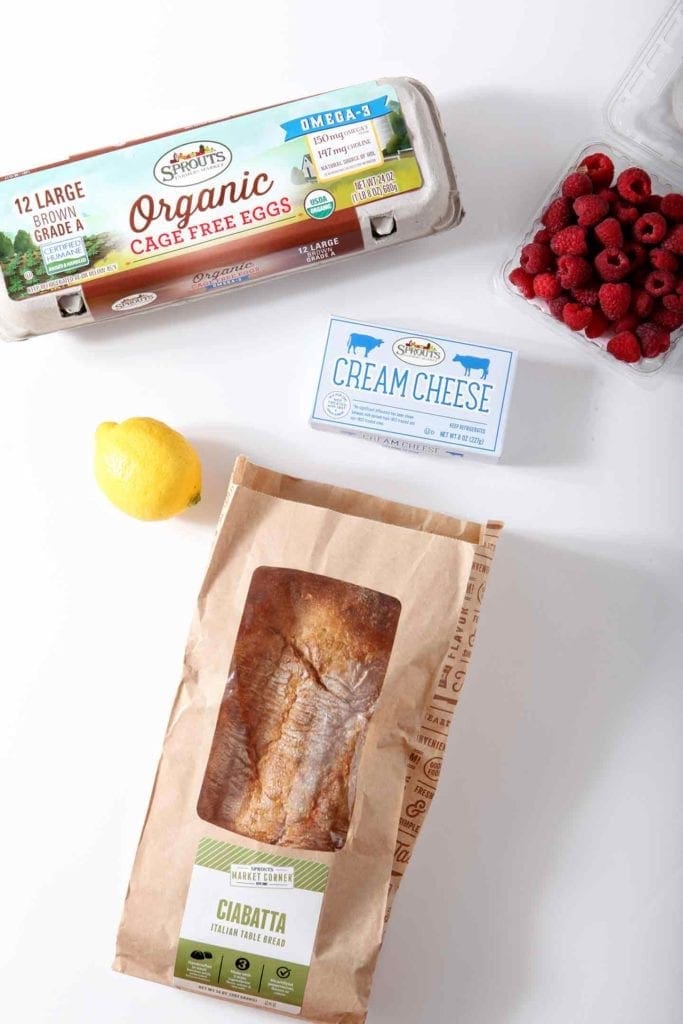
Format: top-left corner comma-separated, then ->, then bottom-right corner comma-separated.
0,83 -> 422,308
311,317 -> 518,459
173,837 -> 329,1014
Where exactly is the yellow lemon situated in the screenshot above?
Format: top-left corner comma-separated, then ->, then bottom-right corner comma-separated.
94,417 -> 201,521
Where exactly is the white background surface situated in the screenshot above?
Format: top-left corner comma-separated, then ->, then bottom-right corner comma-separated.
1,2 -> 681,1022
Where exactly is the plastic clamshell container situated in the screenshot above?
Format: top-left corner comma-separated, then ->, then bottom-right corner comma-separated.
500,1 -> 683,383
0,78 -> 461,341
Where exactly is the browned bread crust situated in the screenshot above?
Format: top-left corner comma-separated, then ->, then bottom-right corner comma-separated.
197,567 -> 400,850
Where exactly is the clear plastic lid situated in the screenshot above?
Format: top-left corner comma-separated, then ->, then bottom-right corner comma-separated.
607,0 -> 683,176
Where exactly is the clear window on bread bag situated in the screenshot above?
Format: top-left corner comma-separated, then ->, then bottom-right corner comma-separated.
197,567 -> 401,852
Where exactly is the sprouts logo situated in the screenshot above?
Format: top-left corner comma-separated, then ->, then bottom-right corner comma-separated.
392,337 -> 445,366
153,140 -> 232,187
111,292 -> 157,311
229,864 -> 294,889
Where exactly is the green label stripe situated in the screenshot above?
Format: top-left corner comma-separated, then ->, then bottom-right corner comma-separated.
45,256 -> 88,275
197,837 -> 329,893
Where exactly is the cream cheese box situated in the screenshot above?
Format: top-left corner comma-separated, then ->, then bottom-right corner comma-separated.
310,316 -> 517,459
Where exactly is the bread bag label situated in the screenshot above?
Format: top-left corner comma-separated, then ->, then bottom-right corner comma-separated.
114,457 -> 502,1023
0,82 -> 421,314
174,838 -> 329,1014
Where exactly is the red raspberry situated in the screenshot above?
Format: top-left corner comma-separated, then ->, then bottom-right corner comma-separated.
599,282 -> 631,320
520,242 -> 553,274
533,272 -> 562,300
534,228 -> 551,245
663,224 -> 683,255
542,196 -> 574,234
613,201 -> 639,226
561,172 -> 593,199
597,187 -> 618,205
573,194 -> 609,227
606,331 -> 641,363
645,270 -> 675,297
548,296 -> 569,320
637,322 -> 671,358
594,217 -> 623,249
641,194 -> 663,213
571,285 -> 600,306
663,292 -> 683,314
562,302 -> 593,331
616,166 -> 651,204
661,193 -> 683,221
650,247 -> 678,273
594,248 -> 630,282
585,308 -> 610,339
623,242 -> 647,269
633,288 -> 654,319
614,313 -> 639,333
556,254 -> 592,289
509,266 -> 535,299
579,152 -> 614,189
551,225 -> 588,256
653,306 -> 683,331
633,212 -> 667,245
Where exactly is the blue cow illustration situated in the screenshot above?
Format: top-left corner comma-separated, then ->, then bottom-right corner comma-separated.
347,333 -> 384,356
453,354 -> 490,379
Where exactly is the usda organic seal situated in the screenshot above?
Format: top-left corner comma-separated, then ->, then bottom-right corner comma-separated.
304,189 -> 335,220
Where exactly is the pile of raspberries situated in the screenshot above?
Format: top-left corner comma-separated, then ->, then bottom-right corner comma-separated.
509,152 -> 683,364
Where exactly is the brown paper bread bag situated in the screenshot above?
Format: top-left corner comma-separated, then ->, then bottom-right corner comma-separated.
114,457 -> 502,1021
